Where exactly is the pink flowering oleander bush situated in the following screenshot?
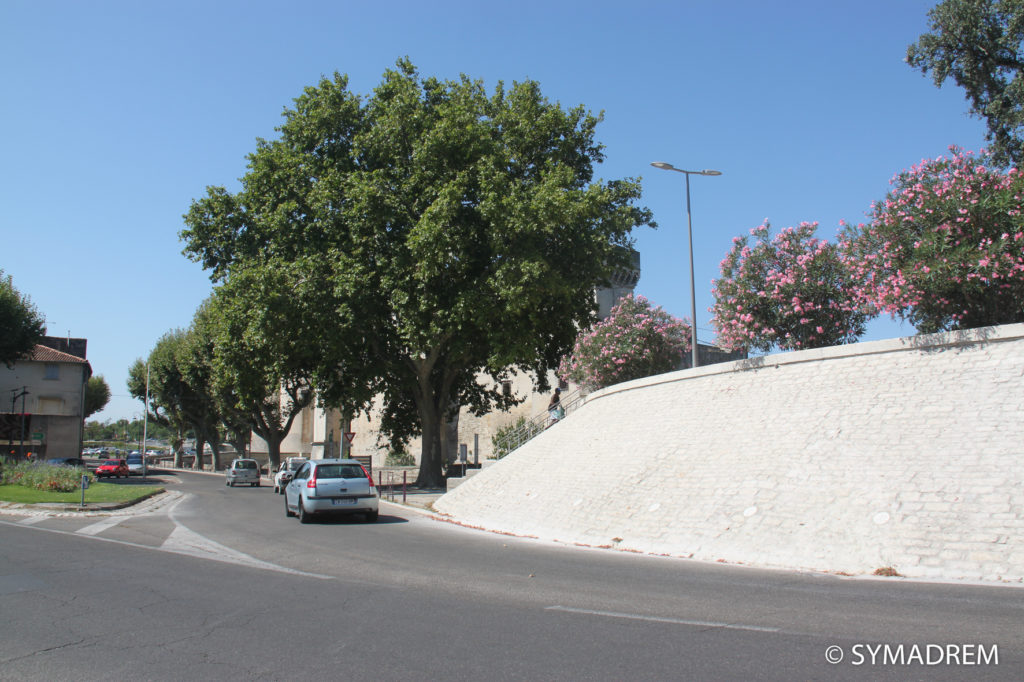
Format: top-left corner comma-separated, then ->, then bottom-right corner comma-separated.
840,147 -> 1024,333
711,221 -> 870,353
558,294 -> 691,391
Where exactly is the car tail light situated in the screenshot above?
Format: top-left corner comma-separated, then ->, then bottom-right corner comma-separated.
306,470 -> 317,489
360,464 -> 375,489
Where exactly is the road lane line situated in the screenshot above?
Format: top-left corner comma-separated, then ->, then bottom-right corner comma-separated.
545,605 -> 780,633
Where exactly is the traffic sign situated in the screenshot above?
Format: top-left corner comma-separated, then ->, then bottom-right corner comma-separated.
343,432 -> 356,443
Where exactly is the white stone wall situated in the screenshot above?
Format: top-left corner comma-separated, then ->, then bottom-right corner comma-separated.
435,324 -> 1024,582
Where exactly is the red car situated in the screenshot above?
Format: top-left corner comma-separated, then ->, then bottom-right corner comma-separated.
95,459 -> 129,479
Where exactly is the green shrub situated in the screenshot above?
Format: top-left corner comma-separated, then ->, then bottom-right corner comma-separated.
385,449 -> 415,466
491,416 -> 543,459
0,458 -> 91,492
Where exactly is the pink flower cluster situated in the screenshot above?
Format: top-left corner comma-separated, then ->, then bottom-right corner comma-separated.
711,221 -> 869,352
840,147 -> 1024,333
558,294 -> 692,390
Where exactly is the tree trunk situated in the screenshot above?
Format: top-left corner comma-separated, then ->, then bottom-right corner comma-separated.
171,431 -> 184,469
416,403 -> 445,489
228,431 -> 248,460
206,436 -> 222,471
194,441 -> 205,470
266,435 -> 282,472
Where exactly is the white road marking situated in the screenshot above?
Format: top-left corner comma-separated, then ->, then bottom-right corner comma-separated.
545,605 -> 781,633
75,516 -> 127,535
0,494 -> 331,580
16,516 -> 47,525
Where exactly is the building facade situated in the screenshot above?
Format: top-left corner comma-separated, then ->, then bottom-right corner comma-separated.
0,337 -> 92,460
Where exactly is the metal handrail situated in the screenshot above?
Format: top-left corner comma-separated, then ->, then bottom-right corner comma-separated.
493,388 -> 584,456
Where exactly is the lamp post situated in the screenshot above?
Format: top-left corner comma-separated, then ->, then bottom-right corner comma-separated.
141,362 -> 150,479
650,162 -> 721,369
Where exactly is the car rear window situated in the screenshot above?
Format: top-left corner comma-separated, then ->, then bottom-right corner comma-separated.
315,464 -> 365,479
235,460 -> 257,469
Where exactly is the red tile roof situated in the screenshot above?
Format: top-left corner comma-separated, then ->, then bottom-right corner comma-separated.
29,345 -> 90,364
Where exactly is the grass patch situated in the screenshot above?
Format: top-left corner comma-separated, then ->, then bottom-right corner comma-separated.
0,482 -> 163,505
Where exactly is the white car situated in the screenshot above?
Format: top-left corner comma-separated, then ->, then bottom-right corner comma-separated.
284,458 -> 378,523
274,457 -> 308,494
225,458 -> 261,487
126,453 -> 145,475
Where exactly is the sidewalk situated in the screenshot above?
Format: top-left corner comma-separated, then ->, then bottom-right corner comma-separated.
378,486 -> 446,512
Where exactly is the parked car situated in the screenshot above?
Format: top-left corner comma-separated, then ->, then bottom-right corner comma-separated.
273,457 -> 309,494
126,454 -> 145,475
47,457 -> 85,468
96,459 -> 129,479
225,458 -> 261,487
284,458 -> 378,523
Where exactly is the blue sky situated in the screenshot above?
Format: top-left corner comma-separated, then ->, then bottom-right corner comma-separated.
1,1 -> 988,422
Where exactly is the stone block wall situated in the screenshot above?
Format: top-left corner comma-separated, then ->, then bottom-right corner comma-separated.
434,324 -> 1024,582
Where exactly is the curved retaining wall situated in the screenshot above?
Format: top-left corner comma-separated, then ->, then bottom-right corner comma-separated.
435,324 -> 1024,582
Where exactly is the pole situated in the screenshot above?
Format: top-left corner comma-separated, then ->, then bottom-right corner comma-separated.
141,363 -> 150,478
685,174 -> 699,369
651,162 -> 720,370
19,387 -> 28,459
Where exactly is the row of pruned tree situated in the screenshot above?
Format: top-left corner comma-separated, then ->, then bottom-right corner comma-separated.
127,294 -> 313,473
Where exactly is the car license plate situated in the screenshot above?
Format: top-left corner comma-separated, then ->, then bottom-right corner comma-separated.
332,498 -> 355,506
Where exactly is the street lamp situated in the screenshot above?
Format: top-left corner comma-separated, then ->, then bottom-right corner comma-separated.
650,162 -> 722,369
141,362 -> 150,479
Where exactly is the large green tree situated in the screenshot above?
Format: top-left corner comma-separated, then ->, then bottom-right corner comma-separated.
128,330 -> 212,469
181,60 -> 653,487
83,375 -> 111,419
202,279 -> 316,471
0,270 -> 45,368
908,0 -> 1024,166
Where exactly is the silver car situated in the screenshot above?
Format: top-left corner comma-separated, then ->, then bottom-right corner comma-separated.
226,458 -> 261,487
284,459 -> 378,523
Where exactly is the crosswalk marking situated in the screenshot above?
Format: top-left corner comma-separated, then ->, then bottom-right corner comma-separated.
76,516 -> 128,536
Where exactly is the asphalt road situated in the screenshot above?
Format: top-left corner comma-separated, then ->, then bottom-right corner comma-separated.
1,469 -> 1021,680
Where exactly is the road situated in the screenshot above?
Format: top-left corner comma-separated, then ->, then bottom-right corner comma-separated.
1,469 -> 1021,680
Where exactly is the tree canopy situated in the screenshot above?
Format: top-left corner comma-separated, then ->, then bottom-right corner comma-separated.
908,0 -> 1024,166
128,330 -> 217,469
204,271 -> 317,469
0,270 -> 45,368
181,60 -> 653,486
711,221 -> 870,352
558,294 -> 690,391
840,147 -> 1024,332
83,375 -> 111,420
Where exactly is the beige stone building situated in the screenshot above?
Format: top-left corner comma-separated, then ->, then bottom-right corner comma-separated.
0,337 -> 92,460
